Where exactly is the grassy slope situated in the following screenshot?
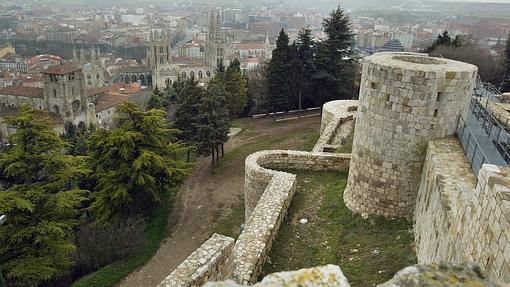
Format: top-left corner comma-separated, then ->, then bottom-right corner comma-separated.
262,171 -> 416,286
71,189 -> 175,287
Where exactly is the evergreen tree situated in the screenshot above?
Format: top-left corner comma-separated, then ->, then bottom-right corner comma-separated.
296,27 -> 315,112
87,102 -> 188,223
313,6 -> 357,105
224,59 -> 248,118
147,87 -> 164,110
288,41 -> 301,110
501,32 -> 510,92
267,29 -> 291,119
426,30 -> 453,52
0,105 -> 88,286
63,121 -> 94,155
196,77 -> 230,167
174,79 -> 204,146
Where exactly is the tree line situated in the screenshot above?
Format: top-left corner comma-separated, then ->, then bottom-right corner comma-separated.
266,7 -> 358,118
425,30 -> 507,89
0,53 -> 249,286
0,103 -> 192,286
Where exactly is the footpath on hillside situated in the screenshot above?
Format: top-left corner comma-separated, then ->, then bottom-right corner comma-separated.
119,115 -> 321,287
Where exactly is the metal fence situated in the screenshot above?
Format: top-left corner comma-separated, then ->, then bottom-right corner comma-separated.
470,97 -> 510,163
455,114 -> 490,176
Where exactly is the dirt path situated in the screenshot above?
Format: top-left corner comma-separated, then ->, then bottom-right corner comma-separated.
119,116 -> 320,287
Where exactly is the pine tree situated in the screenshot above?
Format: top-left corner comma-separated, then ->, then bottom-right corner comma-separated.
0,105 -> 88,286
196,77 -> 230,167
147,87 -> 164,110
426,30 -> 453,52
501,32 -> 510,92
296,27 -> 315,113
267,29 -> 291,120
313,6 -> 357,106
224,59 -> 248,118
174,79 -> 204,146
87,102 -> 189,223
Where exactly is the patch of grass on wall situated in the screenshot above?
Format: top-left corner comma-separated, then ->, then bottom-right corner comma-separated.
71,189 -> 175,287
262,171 -> 415,286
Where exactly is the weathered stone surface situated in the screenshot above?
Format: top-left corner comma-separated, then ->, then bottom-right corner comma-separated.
204,265 -> 350,287
345,52 -> 478,218
378,262 -> 502,287
414,137 -> 510,284
157,234 -> 234,287
315,100 -> 358,153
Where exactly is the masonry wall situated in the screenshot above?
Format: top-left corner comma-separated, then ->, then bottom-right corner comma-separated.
244,150 -> 351,219
414,137 -> 510,283
345,52 -> 477,217
314,100 -> 357,153
157,234 -> 235,287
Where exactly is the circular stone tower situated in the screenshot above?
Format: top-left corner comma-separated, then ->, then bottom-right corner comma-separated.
344,52 -> 477,217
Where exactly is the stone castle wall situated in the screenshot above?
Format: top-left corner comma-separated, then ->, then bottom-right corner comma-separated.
315,100 -> 357,153
414,137 -> 510,283
159,100 -> 356,287
157,234 -> 234,287
345,52 -> 478,217
244,150 -> 351,218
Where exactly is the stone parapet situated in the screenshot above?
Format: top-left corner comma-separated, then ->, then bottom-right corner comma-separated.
157,234 -> 235,287
204,265 -> 350,287
414,137 -> 510,284
230,172 -> 296,284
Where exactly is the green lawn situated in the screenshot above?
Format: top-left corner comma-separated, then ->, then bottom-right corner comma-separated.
261,171 -> 416,286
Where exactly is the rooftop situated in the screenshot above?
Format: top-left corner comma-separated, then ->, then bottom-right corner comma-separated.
42,64 -> 81,75
0,86 -> 44,98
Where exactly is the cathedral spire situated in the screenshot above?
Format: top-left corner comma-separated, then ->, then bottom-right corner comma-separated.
80,46 -> 85,65
96,47 -> 102,66
91,47 -> 96,64
72,46 -> 78,63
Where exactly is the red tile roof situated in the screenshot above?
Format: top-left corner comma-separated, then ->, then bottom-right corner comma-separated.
95,93 -> 130,113
0,86 -> 44,98
42,64 -> 81,75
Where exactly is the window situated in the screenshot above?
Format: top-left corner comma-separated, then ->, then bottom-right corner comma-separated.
87,74 -> 91,79
206,71 -> 211,77
53,88 -> 57,98
160,46 -> 164,53
72,87 -> 75,96
198,71 -> 203,79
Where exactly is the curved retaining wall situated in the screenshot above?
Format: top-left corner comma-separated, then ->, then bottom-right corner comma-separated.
314,100 -> 357,153
244,150 -> 351,219
345,52 -> 477,217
